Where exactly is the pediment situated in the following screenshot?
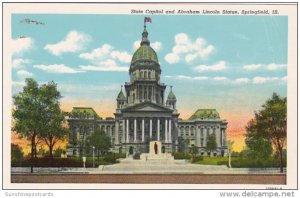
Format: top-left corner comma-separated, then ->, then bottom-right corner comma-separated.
122,102 -> 172,112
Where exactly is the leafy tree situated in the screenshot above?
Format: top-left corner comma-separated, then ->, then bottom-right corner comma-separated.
177,136 -> 189,152
11,144 -> 24,164
190,145 -> 198,157
246,132 -> 273,160
87,129 -> 111,161
206,133 -> 217,157
54,147 -> 66,158
227,140 -> 234,168
38,81 -> 67,158
245,93 -> 286,172
12,79 -> 44,172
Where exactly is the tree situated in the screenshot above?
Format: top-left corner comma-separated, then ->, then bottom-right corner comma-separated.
54,147 -> 66,158
245,93 -> 286,172
38,81 -> 67,158
11,144 -> 24,164
227,140 -> 234,168
177,136 -> 187,152
206,133 -> 217,157
87,129 -> 111,161
12,79 -> 44,173
190,145 -> 198,157
245,118 -> 273,161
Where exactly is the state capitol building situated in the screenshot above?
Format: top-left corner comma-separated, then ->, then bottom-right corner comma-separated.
67,23 -> 228,157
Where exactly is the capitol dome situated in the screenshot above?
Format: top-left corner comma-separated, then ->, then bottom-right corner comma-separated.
130,25 -> 160,71
131,44 -> 159,65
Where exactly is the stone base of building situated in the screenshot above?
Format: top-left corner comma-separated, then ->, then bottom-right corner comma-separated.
112,142 -> 174,155
140,153 -> 174,161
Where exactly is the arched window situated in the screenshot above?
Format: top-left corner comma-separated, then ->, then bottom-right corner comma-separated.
144,71 -> 147,78
148,71 -> 151,79
140,71 -> 143,78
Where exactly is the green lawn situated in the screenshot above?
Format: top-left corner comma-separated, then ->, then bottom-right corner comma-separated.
193,156 -> 231,165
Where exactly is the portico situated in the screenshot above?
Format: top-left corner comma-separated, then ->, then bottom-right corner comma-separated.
114,100 -> 179,154
122,117 -> 172,143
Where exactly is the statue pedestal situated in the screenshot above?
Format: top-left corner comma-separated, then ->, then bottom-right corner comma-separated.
140,141 -> 174,161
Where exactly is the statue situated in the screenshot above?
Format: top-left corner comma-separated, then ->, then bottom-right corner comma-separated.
154,142 -> 158,154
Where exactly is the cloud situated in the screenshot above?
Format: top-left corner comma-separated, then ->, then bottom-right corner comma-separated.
151,41 -> 162,51
80,59 -> 128,72
267,63 -> 287,70
165,53 -> 180,64
11,37 -> 33,55
80,44 -> 113,60
164,33 -> 215,64
80,44 -> 131,64
133,40 -> 162,51
165,75 -> 208,81
12,58 -> 31,69
213,77 -> 228,81
243,64 -> 261,71
243,63 -> 287,71
252,76 -> 279,84
194,61 -> 226,72
234,78 -> 250,84
17,70 -> 34,78
33,64 -> 84,74
44,31 -> 89,56
111,51 -> 131,63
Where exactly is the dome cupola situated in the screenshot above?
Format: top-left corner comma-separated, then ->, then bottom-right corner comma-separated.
130,24 -> 160,74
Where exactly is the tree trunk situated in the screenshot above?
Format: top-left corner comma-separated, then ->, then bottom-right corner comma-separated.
49,144 -> 54,159
228,153 -> 232,168
30,134 -> 36,173
279,146 -> 283,173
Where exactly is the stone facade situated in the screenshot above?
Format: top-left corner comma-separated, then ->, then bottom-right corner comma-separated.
67,25 -> 228,157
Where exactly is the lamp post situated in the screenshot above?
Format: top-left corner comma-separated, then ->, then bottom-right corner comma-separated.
92,146 -> 95,168
82,156 -> 86,168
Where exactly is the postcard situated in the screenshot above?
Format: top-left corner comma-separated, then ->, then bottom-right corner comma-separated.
2,2 -> 298,191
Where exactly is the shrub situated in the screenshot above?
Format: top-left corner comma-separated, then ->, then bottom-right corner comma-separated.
230,157 -> 286,168
133,153 -> 140,160
174,152 -> 191,160
11,157 -> 93,167
103,153 -> 118,163
191,156 -> 204,163
11,144 -> 24,166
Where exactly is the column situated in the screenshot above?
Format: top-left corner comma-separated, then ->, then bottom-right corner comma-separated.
168,119 -> 172,143
134,118 -> 137,142
220,129 -> 223,146
157,119 -> 160,141
224,129 -> 227,146
165,119 -> 168,143
126,119 -> 129,143
122,120 -> 125,143
149,119 -> 152,139
142,118 -> 145,142
115,121 -> 119,144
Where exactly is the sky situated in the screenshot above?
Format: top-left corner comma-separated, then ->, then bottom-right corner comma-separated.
11,14 -> 288,151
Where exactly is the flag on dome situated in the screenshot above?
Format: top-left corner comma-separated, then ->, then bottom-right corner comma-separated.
144,17 -> 152,23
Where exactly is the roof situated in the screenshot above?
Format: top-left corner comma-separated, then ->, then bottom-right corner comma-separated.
117,90 -> 126,100
131,25 -> 159,65
167,91 -> 176,100
70,107 -> 100,119
189,109 -> 220,120
131,44 -> 159,65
